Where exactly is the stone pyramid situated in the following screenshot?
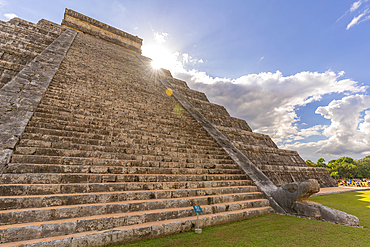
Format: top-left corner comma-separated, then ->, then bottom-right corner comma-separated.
0,9 -> 338,246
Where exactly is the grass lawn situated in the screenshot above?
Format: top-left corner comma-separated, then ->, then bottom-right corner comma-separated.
311,190 -> 370,228
113,191 -> 370,247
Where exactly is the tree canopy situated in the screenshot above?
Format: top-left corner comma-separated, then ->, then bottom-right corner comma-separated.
306,155 -> 370,179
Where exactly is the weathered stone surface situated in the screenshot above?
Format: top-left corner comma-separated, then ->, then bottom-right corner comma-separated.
293,201 -> 360,226
0,24 -> 272,244
0,25 -> 77,177
271,179 -> 320,209
0,149 -> 12,173
270,179 -> 359,226
0,9 -> 355,247
161,68 -> 336,188
61,8 -> 142,54
137,57 -> 356,225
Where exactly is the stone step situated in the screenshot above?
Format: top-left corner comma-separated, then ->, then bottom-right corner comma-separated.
39,86 -> 178,104
20,127 -> 221,151
168,81 -> 209,100
0,24 -> 52,47
17,138 -> 227,157
0,43 -> 38,59
198,110 -> 252,131
37,98 -> 179,115
0,200 -> 269,244
0,60 -> 23,72
26,117 -> 210,141
0,206 -> 272,246
0,180 -> 253,197
13,146 -> 230,162
0,31 -> 47,52
30,110 -> 199,134
36,93 -> 179,112
36,19 -> 66,35
43,83 -> 168,98
167,77 -> 190,88
20,132 -> 223,153
0,173 -> 246,185
10,155 -> 235,170
216,125 -> 278,148
33,103 -> 200,129
33,102 -> 204,131
33,102 -> 202,125
11,152 -> 234,165
230,141 -> 305,167
39,89 -> 186,114
0,68 -> 18,86
20,127 -> 219,150
0,192 -> 265,225
189,99 -> 230,117
5,163 -> 243,175
1,19 -> 57,41
8,18 -> 61,37
0,35 -> 48,55
0,45 -> 37,66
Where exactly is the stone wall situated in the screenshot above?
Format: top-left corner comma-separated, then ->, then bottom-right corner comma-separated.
0,18 -> 65,88
0,25 -> 273,245
62,8 -> 142,54
163,72 -> 337,188
0,9 -> 343,246
0,19 -> 77,174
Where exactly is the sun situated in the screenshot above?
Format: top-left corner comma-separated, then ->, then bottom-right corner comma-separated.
142,44 -> 178,70
151,60 -> 161,70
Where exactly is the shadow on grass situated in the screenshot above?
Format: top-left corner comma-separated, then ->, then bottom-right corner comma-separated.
113,214 -> 370,247
311,190 -> 370,228
112,191 -> 370,247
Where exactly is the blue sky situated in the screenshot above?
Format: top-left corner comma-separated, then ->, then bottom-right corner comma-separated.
2,0 -> 370,162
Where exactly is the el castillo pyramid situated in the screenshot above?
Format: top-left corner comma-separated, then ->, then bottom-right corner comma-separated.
0,9 -> 347,246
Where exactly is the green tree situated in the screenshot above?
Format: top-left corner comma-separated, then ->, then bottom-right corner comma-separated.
328,157 -> 358,178
330,171 -> 339,179
316,158 -> 327,168
305,160 -> 316,167
356,155 -> 370,178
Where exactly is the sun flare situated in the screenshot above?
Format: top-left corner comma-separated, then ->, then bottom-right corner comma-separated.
142,45 -> 178,70
151,60 -> 161,70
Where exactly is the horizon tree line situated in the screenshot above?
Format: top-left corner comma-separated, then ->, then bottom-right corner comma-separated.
305,155 -> 370,179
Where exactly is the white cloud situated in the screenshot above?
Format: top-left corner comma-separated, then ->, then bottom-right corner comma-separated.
290,125 -> 328,141
346,8 -> 369,29
3,13 -> 17,20
315,94 -> 370,153
143,43 -> 369,161
284,125 -> 327,142
154,32 -> 169,44
282,95 -> 370,160
359,110 -> 370,134
338,1 -> 370,29
181,53 -> 204,65
173,68 -> 366,144
350,0 -> 363,12
182,53 -> 189,63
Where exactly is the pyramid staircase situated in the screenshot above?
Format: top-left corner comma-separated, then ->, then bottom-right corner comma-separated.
163,77 -> 336,188
0,27 -> 272,246
0,18 -> 65,88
